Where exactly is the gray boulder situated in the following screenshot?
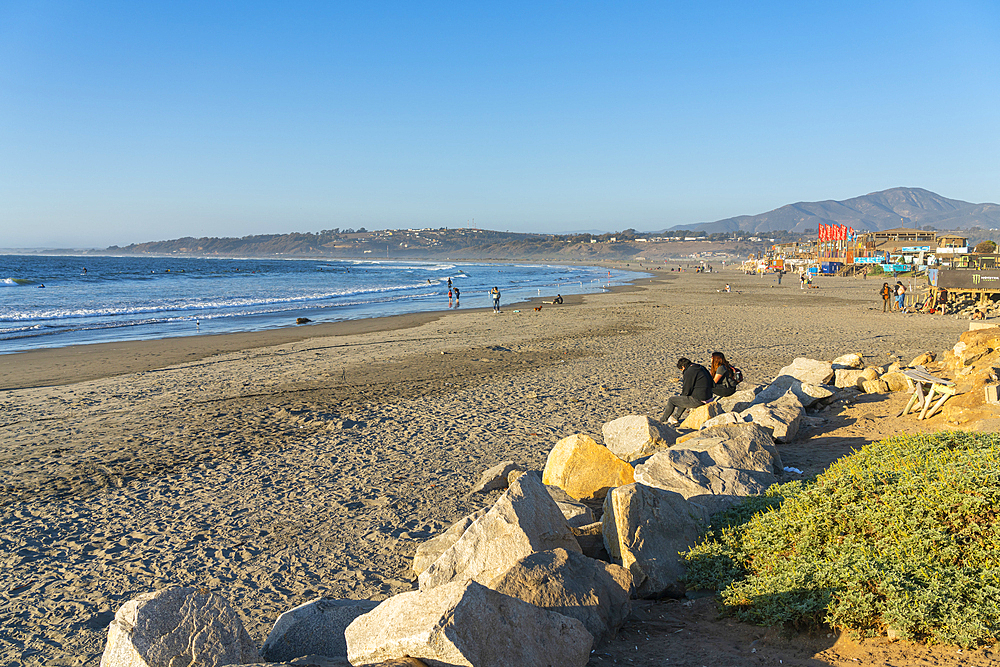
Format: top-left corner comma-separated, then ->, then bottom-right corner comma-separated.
601,415 -> 676,462
699,412 -> 745,430
469,461 -> 520,494
99,586 -> 258,667
717,386 -> 761,413
777,357 -> 834,386
557,500 -> 595,528
740,393 -> 803,443
749,375 -> 833,408
345,580 -> 593,667
632,423 -> 781,514
418,472 -> 581,590
411,507 -> 489,576
260,597 -> 380,662
602,484 -> 708,598
488,548 -> 632,645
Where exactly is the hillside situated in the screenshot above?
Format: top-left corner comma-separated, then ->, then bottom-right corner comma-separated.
672,187 -> 1000,234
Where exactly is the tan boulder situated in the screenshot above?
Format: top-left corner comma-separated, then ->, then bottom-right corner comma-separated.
882,372 -> 912,392
910,352 -> 936,367
861,366 -> 882,381
861,379 -> 889,394
832,353 -> 864,368
679,402 -> 722,430
601,415 -> 676,462
834,368 -> 865,388
542,434 -> 635,501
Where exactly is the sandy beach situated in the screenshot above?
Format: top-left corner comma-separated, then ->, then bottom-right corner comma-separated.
1,268 -> 988,666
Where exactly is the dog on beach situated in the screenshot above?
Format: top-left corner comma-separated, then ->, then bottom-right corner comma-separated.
533,306 -> 542,312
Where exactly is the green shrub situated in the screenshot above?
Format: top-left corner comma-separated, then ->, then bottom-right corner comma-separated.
683,431 -> 1000,646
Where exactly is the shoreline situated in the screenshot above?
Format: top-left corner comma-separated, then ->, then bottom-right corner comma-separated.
0,264 -> 658,391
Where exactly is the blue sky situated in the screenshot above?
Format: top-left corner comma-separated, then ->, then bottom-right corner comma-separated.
2,1 -> 998,247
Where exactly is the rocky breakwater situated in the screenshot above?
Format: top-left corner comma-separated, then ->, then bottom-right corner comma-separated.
99,344 -> 1000,667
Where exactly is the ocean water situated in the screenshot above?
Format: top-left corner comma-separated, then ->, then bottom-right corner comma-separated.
0,255 -> 643,354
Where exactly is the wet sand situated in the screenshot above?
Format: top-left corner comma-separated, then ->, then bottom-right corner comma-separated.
0,269 -> 973,666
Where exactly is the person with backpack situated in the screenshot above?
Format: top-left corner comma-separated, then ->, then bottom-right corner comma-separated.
660,357 -> 713,426
710,351 -> 742,397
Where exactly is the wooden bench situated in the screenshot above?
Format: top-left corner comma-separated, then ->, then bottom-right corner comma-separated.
898,366 -> 956,420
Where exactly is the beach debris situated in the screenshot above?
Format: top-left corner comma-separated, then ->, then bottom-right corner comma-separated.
468,460 -> 520,495
345,580 -> 593,667
99,586 -> 257,667
295,317 -> 312,324
601,415 -> 676,462
679,402 -> 722,430
411,508 -> 489,577
783,466 -> 804,474
418,472 -> 580,591
602,483 -> 708,598
632,423 -> 781,515
541,434 -> 635,501
777,357 -> 835,386
488,548 -> 632,646
834,368 -> 866,388
260,597 -> 379,663
832,353 -> 864,369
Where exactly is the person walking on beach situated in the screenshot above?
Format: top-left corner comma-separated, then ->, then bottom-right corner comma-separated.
880,283 -> 891,312
800,273 -> 806,289
660,357 -> 713,426
453,287 -> 460,306
896,282 -> 906,312
491,286 -> 501,313
710,351 -> 738,398
777,270 -> 782,285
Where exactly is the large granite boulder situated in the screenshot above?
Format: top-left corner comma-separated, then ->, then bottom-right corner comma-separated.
882,371 -> 911,392
679,402 -> 722,430
699,412 -> 745,430
602,484 -> 707,598
542,434 -> 635,501
418,472 -> 581,590
468,461 -> 520,494
834,368 -> 866,388
717,386 -> 762,413
100,587 -> 258,667
488,548 -> 632,645
740,398 -> 803,443
260,598 -> 379,662
345,580 -> 593,667
411,507 -> 489,576
832,353 -> 864,369
601,415 -> 676,462
632,423 -> 781,514
749,375 -> 832,409
778,357 -> 834,385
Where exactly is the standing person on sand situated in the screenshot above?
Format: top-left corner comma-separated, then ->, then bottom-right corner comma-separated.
660,357 -> 713,426
896,282 -> 906,312
800,273 -> 806,289
881,283 -> 892,312
491,286 -> 501,313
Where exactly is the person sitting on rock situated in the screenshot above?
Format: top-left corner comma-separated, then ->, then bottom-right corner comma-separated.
710,351 -> 738,398
660,357 -> 713,426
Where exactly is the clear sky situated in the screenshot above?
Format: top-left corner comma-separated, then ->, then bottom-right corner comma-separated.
2,1 -> 998,248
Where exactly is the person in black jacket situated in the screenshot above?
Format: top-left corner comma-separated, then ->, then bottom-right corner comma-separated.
660,357 -> 713,425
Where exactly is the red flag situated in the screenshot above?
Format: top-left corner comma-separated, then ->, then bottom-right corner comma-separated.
840,225 -> 847,241
849,226 -> 855,241
819,224 -> 826,242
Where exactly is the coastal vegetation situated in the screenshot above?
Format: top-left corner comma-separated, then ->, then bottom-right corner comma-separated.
684,431 -> 1000,647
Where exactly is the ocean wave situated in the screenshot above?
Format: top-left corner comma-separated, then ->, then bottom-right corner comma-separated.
1,277 -> 33,286
0,281 -> 440,323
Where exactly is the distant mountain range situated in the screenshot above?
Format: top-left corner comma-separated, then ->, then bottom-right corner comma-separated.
667,187 -> 1000,235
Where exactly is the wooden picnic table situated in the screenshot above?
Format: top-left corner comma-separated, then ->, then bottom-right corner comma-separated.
898,366 -> 956,420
